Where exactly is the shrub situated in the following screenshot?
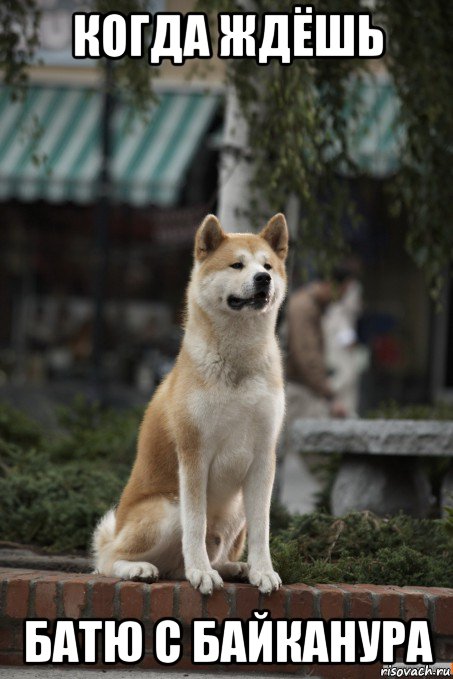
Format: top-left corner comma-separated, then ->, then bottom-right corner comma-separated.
0,442 -> 125,552
367,400 -> 453,421
270,511 -> 453,587
49,396 -> 139,464
0,401 -> 452,588
0,402 -> 43,448
0,399 -> 140,552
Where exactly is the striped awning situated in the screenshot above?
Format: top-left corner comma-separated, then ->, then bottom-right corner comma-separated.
0,86 -> 220,206
345,72 -> 404,177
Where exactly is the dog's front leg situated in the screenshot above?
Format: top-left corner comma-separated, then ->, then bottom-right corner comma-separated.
243,448 -> 282,594
179,461 -> 223,595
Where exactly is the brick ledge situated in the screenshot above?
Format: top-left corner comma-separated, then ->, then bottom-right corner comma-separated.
0,568 -> 452,676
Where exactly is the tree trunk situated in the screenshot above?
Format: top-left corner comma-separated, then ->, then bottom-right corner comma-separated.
217,85 -> 255,233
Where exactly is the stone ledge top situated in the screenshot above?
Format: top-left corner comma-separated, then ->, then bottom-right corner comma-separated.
291,418 -> 453,456
0,567 -> 452,623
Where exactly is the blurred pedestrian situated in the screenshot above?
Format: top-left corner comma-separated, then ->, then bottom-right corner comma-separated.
323,278 -> 368,417
274,268 -> 353,505
285,269 -> 353,423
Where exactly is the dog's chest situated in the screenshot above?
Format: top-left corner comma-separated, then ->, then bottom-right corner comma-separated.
188,376 -> 283,499
189,374 -> 277,440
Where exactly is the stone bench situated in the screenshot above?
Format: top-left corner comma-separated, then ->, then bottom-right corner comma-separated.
291,419 -> 453,517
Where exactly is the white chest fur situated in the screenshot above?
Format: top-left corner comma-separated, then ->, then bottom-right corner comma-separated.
183,302 -> 285,508
187,375 -> 285,506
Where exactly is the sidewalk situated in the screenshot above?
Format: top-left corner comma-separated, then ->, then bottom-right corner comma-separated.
0,670 -> 295,678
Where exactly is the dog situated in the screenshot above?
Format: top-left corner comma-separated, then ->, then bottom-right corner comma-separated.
93,212 -> 288,595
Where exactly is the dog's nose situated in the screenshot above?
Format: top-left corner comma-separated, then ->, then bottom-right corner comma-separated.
254,272 -> 271,288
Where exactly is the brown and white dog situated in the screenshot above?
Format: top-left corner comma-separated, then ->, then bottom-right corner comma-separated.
93,213 -> 288,595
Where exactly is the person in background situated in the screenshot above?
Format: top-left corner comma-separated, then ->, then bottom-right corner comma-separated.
285,268 -> 353,423
323,278 -> 369,417
274,268 -> 354,507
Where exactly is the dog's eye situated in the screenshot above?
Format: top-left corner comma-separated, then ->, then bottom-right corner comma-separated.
230,262 -> 244,270
264,263 -> 272,271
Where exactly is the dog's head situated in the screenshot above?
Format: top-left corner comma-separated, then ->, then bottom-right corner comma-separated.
191,213 -> 288,317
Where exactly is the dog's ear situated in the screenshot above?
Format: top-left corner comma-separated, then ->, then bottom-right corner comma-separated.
195,214 -> 226,261
259,213 -> 289,260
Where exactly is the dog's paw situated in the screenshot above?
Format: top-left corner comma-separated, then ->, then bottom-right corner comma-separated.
217,561 -> 249,581
113,560 -> 159,582
186,568 -> 223,595
248,567 -> 282,594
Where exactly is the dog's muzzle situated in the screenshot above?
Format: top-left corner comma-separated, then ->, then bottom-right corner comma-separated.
227,273 -> 272,310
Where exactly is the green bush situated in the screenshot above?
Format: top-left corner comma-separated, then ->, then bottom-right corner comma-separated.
0,402 -> 43,448
49,396 -> 139,464
367,400 -> 453,421
0,402 -> 452,587
270,511 -> 453,587
0,399 -> 140,552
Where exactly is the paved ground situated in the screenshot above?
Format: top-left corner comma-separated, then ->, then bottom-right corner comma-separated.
2,667 -> 451,678
0,670 -> 297,678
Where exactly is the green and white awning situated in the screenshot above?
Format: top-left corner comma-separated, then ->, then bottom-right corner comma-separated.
0,75 -> 402,206
345,72 -> 404,177
0,85 -> 220,206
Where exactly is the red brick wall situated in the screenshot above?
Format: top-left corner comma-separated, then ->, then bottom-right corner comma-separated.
1,568 -> 452,677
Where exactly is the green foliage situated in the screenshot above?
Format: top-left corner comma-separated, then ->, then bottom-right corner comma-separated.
269,499 -> 293,532
377,0 -> 453,298
0,0 -> 40,92
0,400 -> 140,552
0,441 -> 125,552
1,0 -> 156,112
309,454 -> 342,514
49,396 -> 139,464
368,400 -> 453,421
271,511 -> 453,587
1,401 -> 452,588
199,0 -> 363,276
95,0 -> 157,112
444,507 -> 453,540
0,401 -> 43,448
199,0 -> 453,291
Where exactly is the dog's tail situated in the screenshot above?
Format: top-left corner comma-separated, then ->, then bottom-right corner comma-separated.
91,508 -> 116,574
